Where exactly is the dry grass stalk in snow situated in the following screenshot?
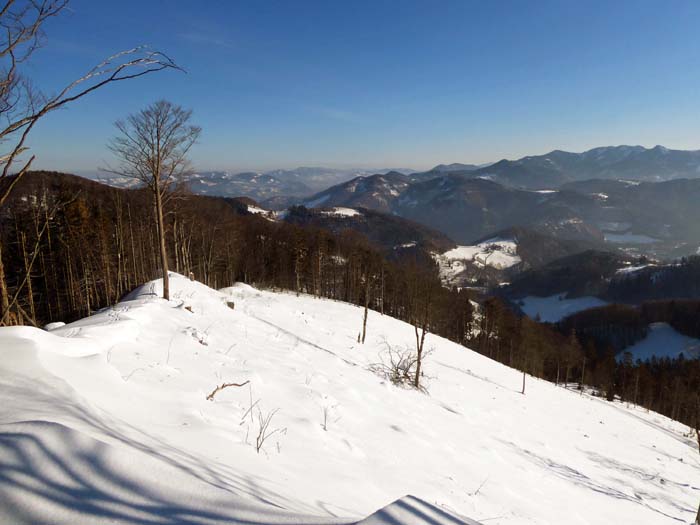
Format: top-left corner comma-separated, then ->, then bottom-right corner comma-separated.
255,407 -> 285,454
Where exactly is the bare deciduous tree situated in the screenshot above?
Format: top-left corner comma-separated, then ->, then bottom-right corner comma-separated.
408,267 -> 434,390
0,0 -> 180,325
106,100 -> 201,300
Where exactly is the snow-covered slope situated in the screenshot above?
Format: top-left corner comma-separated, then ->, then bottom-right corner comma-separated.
1,274 -> 698,524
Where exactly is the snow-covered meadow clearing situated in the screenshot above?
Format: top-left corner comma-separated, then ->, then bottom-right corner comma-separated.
519,294 -> 609,323
0,274 -> 698,524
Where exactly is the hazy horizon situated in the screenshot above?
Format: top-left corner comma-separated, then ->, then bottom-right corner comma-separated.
65,142 -> 694,178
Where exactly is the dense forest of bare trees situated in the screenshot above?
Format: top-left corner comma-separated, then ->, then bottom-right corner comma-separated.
1,170 -> 699,431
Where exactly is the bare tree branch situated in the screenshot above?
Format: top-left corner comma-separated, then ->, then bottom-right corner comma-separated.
206,380 -> 250,401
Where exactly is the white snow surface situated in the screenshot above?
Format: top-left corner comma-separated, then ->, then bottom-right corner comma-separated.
1,273 -> 698,525
320,207 -> 361,218
615,264 -> 655,275
519,294 -> 608,323
622,322 -> 700,362
247,205 -> 276,221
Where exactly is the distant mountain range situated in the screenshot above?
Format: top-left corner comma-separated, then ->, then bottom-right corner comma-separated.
96,144 -> 700,200
96,166 -> 417,202
452,145 -> 700,189
92,145 -> 700,259
296,154 -> 700,257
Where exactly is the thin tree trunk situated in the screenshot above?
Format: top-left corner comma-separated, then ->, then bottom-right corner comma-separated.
380,265 -> 385,315
414,319 -> 427,389
361,274 -> 370,344
20,231 -> 36,324
154,186 -> 170,300
0,241 -> 11,325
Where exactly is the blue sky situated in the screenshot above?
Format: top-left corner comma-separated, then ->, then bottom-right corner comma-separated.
27,0 -> 700,173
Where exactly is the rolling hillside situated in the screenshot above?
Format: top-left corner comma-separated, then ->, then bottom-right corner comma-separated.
1,274 -> 697,524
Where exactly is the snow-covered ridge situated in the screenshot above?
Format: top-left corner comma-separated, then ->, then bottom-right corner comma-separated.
1,273 -> 697,524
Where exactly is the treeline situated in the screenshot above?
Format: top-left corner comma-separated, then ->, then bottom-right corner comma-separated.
506,250 -> 700,305
608,257 -> 700,302
503,250 -> 630,299
1,171 -> 698,430
560,299 -> 700,352
557,300 -> 700,427
282,204 -> 455,258
613,354 -> 700,426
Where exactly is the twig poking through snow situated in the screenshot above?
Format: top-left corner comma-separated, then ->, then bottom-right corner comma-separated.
206,380 -> 250,401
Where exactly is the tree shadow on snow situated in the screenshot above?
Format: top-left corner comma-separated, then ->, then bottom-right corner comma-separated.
497,439 -> 692,523
0,372 -> 350,525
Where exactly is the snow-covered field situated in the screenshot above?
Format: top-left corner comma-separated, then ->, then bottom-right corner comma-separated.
1,274 -> 698,525
622,322 -> 700,362
434,239 -> 521,286
320,207 -> 361,217
442,239 -> 521,270
519,294 -> 608,323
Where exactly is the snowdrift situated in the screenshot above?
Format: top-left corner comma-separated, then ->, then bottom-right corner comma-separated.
1,273 -> 698,524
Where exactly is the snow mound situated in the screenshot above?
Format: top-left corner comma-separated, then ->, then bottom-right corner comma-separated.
356,496 -> 480,525
1,273 -> 698,525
